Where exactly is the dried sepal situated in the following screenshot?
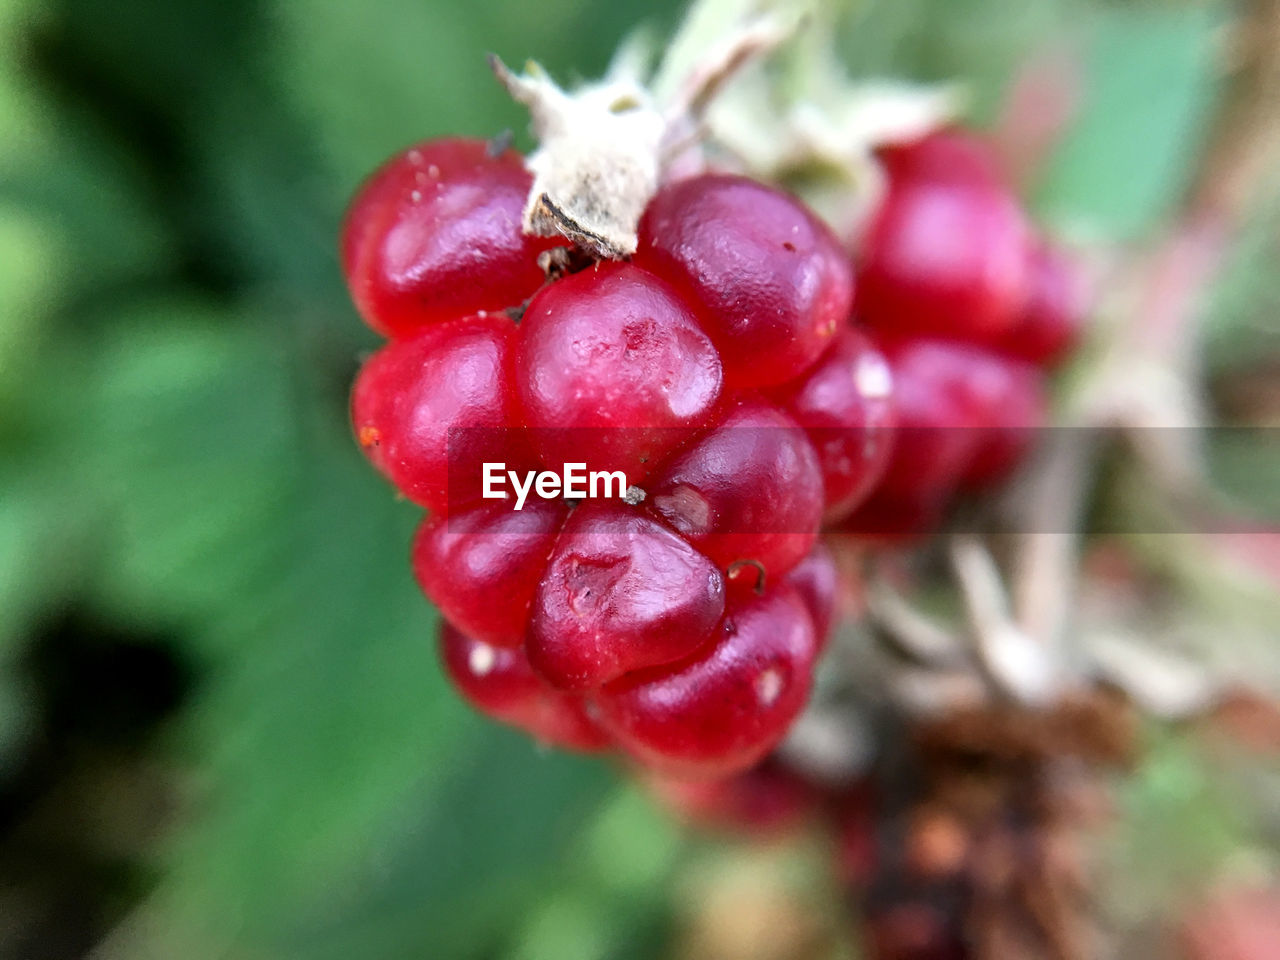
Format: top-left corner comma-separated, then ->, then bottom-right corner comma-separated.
489,10 -> 793,259
490,56 -> 663,258
680,2 -> 964,234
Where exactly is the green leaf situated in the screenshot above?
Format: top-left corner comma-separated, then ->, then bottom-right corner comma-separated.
1035,5 -> 1220,239
81,305 -> 294,627
276,739 -> 616,960
1202,191 -> 1280,375
500,785 -> 685,960
851,0 -> 1064,120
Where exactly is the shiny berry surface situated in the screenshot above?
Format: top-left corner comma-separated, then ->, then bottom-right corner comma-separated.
880,337 -> 1042,495
774,328 -> 897,521
858,139 -> 1031,343
438,620 -> 610,751
647,401 -> 823,579
840,337 -> 1045,539
516,262 -> 723,481
594,584 -> 818,778
873,337 -> 1004,504
527,505 -> 726,691
341,138 -> 561,338
637,174 -> 853,388
783,542 -> 838,651
995,241 -> 1086,367
351,314 -> 528,512
412,498 -> 567,647
957,353 -> 1045,490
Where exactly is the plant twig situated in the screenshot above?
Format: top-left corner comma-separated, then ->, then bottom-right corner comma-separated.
866,578 -> 967,668
952,537 -> 1057,706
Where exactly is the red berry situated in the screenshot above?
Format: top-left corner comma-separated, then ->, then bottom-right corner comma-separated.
438,620 -> 610,751
637,174 -> 853,388
412,498 -> 567,648
884,336 -> 1044,495
642,758 -> 815,832
527,504 -> 726,691
877,130 -> 1005,189
647,401 -> 823,580
858,141 -> 1031,344
874,338 -> 1002,504
774,328 -> 897,522
351,314 -> 529,512
839,337 -> 1044,540
341,138 -> 562,338
594,583 -> 818,778
995,241 -> 1086,367
783,543 -> 838,651
516,262 -> 723,481
957,355 -> 1045,491
838,488 -> 949,543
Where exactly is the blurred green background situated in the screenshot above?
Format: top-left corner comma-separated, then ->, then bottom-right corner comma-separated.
0,0 -> 1276,957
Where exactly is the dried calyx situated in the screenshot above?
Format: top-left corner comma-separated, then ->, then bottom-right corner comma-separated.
491,3 -> 962,256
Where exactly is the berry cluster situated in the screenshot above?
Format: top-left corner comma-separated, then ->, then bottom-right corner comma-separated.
844,131 -> 1084,538
341,129 -> 1083,776
342,138 -> 889,777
